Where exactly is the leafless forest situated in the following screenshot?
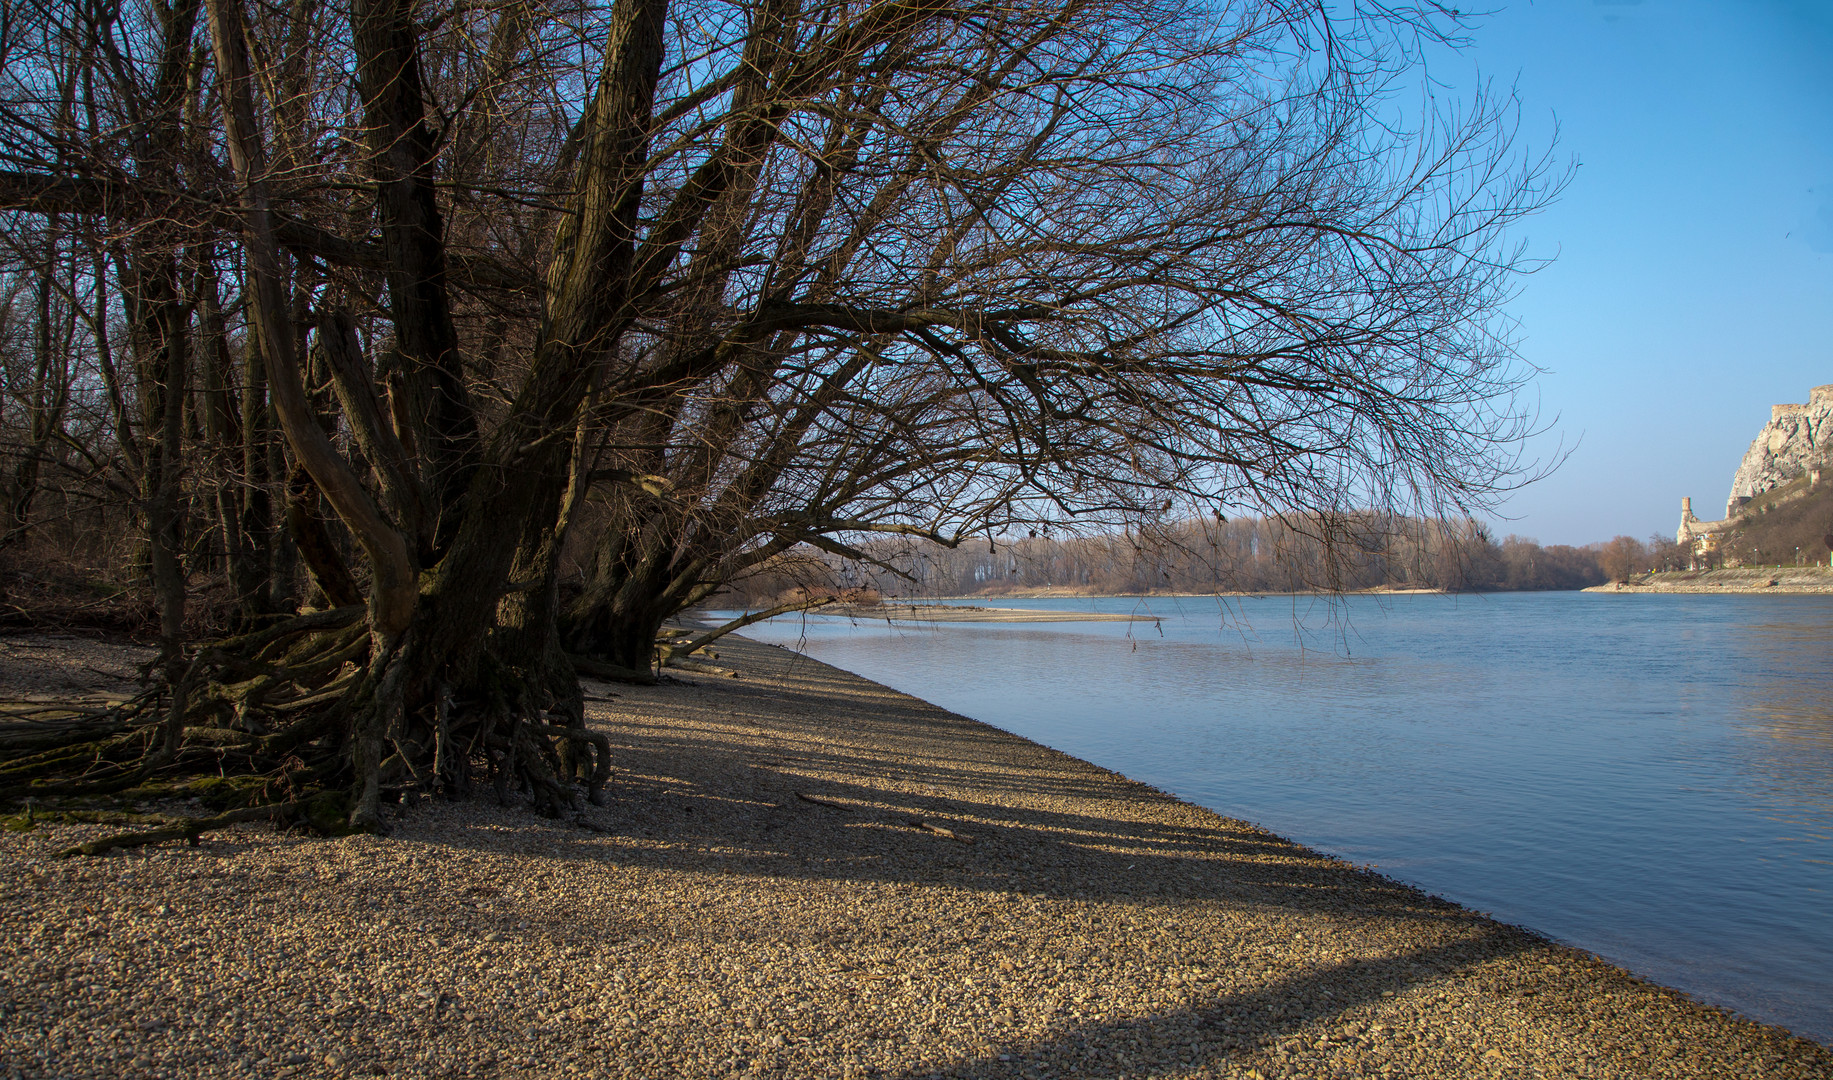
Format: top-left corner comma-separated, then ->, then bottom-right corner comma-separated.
1,0 -> 1564,831
718,518 -> 1649,603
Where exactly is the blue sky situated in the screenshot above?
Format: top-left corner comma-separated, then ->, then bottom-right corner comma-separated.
1436,0 -> 1833,545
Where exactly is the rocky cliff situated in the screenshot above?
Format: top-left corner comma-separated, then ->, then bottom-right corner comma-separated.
1724,384 -> 1833,516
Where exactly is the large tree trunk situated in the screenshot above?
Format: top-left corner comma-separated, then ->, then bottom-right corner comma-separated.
195,255 -> 276,621
563,505 -> 708,671
0,0 -> 677,837
407,0 -> 671,673
125,253 -> 191,669
213,0 -> 667,828
350,0 -> 476,554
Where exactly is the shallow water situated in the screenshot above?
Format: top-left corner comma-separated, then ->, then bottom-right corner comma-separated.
728,592 -> 1833,1043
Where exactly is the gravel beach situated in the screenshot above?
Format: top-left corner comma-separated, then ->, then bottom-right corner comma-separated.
1583,567 -> 1833,594
813,605 -> 1157,623
3,635 -> 1829,1079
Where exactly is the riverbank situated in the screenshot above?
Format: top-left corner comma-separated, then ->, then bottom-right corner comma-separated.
1584,566 -> 1833,594
817,603 -> 1158,622
4,636 -> 1829,1079
917,587 -> 1452,601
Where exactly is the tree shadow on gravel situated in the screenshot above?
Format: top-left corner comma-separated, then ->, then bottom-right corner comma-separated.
419,642 -> 1514,931
328,638 -> 1806,1078
400,777 -> 1529,1078
397,782 -> 1537,1078
571,659 -> 1453,914
883,931 -> 1530,1079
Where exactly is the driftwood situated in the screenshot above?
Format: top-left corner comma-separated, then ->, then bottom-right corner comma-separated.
0,703 -> 134,754
794,791 -> 853,811
664,659 -> 737,677
906,818 -> 974,844
54,801 -> 303,858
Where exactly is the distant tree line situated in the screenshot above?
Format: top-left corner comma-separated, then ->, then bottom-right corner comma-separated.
717,519 -> 1696,601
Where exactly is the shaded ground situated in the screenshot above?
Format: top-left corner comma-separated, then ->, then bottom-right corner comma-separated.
0,633 -> 151,702
2,636 -> 1828,1079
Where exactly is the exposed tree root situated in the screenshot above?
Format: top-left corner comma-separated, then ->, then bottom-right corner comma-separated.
2,606 -> 618,852
53,801 -> 304,857
565,653 -> 656,685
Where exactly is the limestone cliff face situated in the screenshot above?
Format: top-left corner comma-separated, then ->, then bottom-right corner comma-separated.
1725,384 -> 1833,516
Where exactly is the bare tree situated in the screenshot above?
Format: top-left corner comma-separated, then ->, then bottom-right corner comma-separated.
556,0 -> 1561,663
0,0 -> 1561,840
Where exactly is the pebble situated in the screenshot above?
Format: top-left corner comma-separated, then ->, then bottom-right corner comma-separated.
2,636 -> 1829,1078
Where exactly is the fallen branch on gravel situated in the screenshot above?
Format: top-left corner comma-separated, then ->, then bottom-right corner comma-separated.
54,801 -> 304,857
794,791 -> 853,811
794,792 -> 974,843
906,818 -> 974,844
664,659 -> 738,677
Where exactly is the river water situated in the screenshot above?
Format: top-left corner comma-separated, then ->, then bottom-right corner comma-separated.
727,592 -> 1833,1043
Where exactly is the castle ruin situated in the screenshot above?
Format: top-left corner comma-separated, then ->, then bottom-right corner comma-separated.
1677,383 -> 1831,563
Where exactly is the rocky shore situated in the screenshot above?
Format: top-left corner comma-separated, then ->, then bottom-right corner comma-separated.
1585,567 -> 1833,594
4,636 -> 1830,1079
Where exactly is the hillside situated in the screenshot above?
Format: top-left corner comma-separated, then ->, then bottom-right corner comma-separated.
1691,471 -> 1833,568
1676,383 -> 1833,568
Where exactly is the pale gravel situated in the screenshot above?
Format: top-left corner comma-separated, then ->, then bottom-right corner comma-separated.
2,635 -> 1829,1080
815,605 -> 1155,623
1584,568 -> 1833,594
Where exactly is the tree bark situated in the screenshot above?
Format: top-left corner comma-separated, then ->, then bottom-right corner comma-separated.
205,0 -> 418,637
412,0 -> 671,675
350,0 -> 477,549
125,253 -> 190,667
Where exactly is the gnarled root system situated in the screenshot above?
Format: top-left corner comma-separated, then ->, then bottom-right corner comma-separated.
0,607 -> 611,854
